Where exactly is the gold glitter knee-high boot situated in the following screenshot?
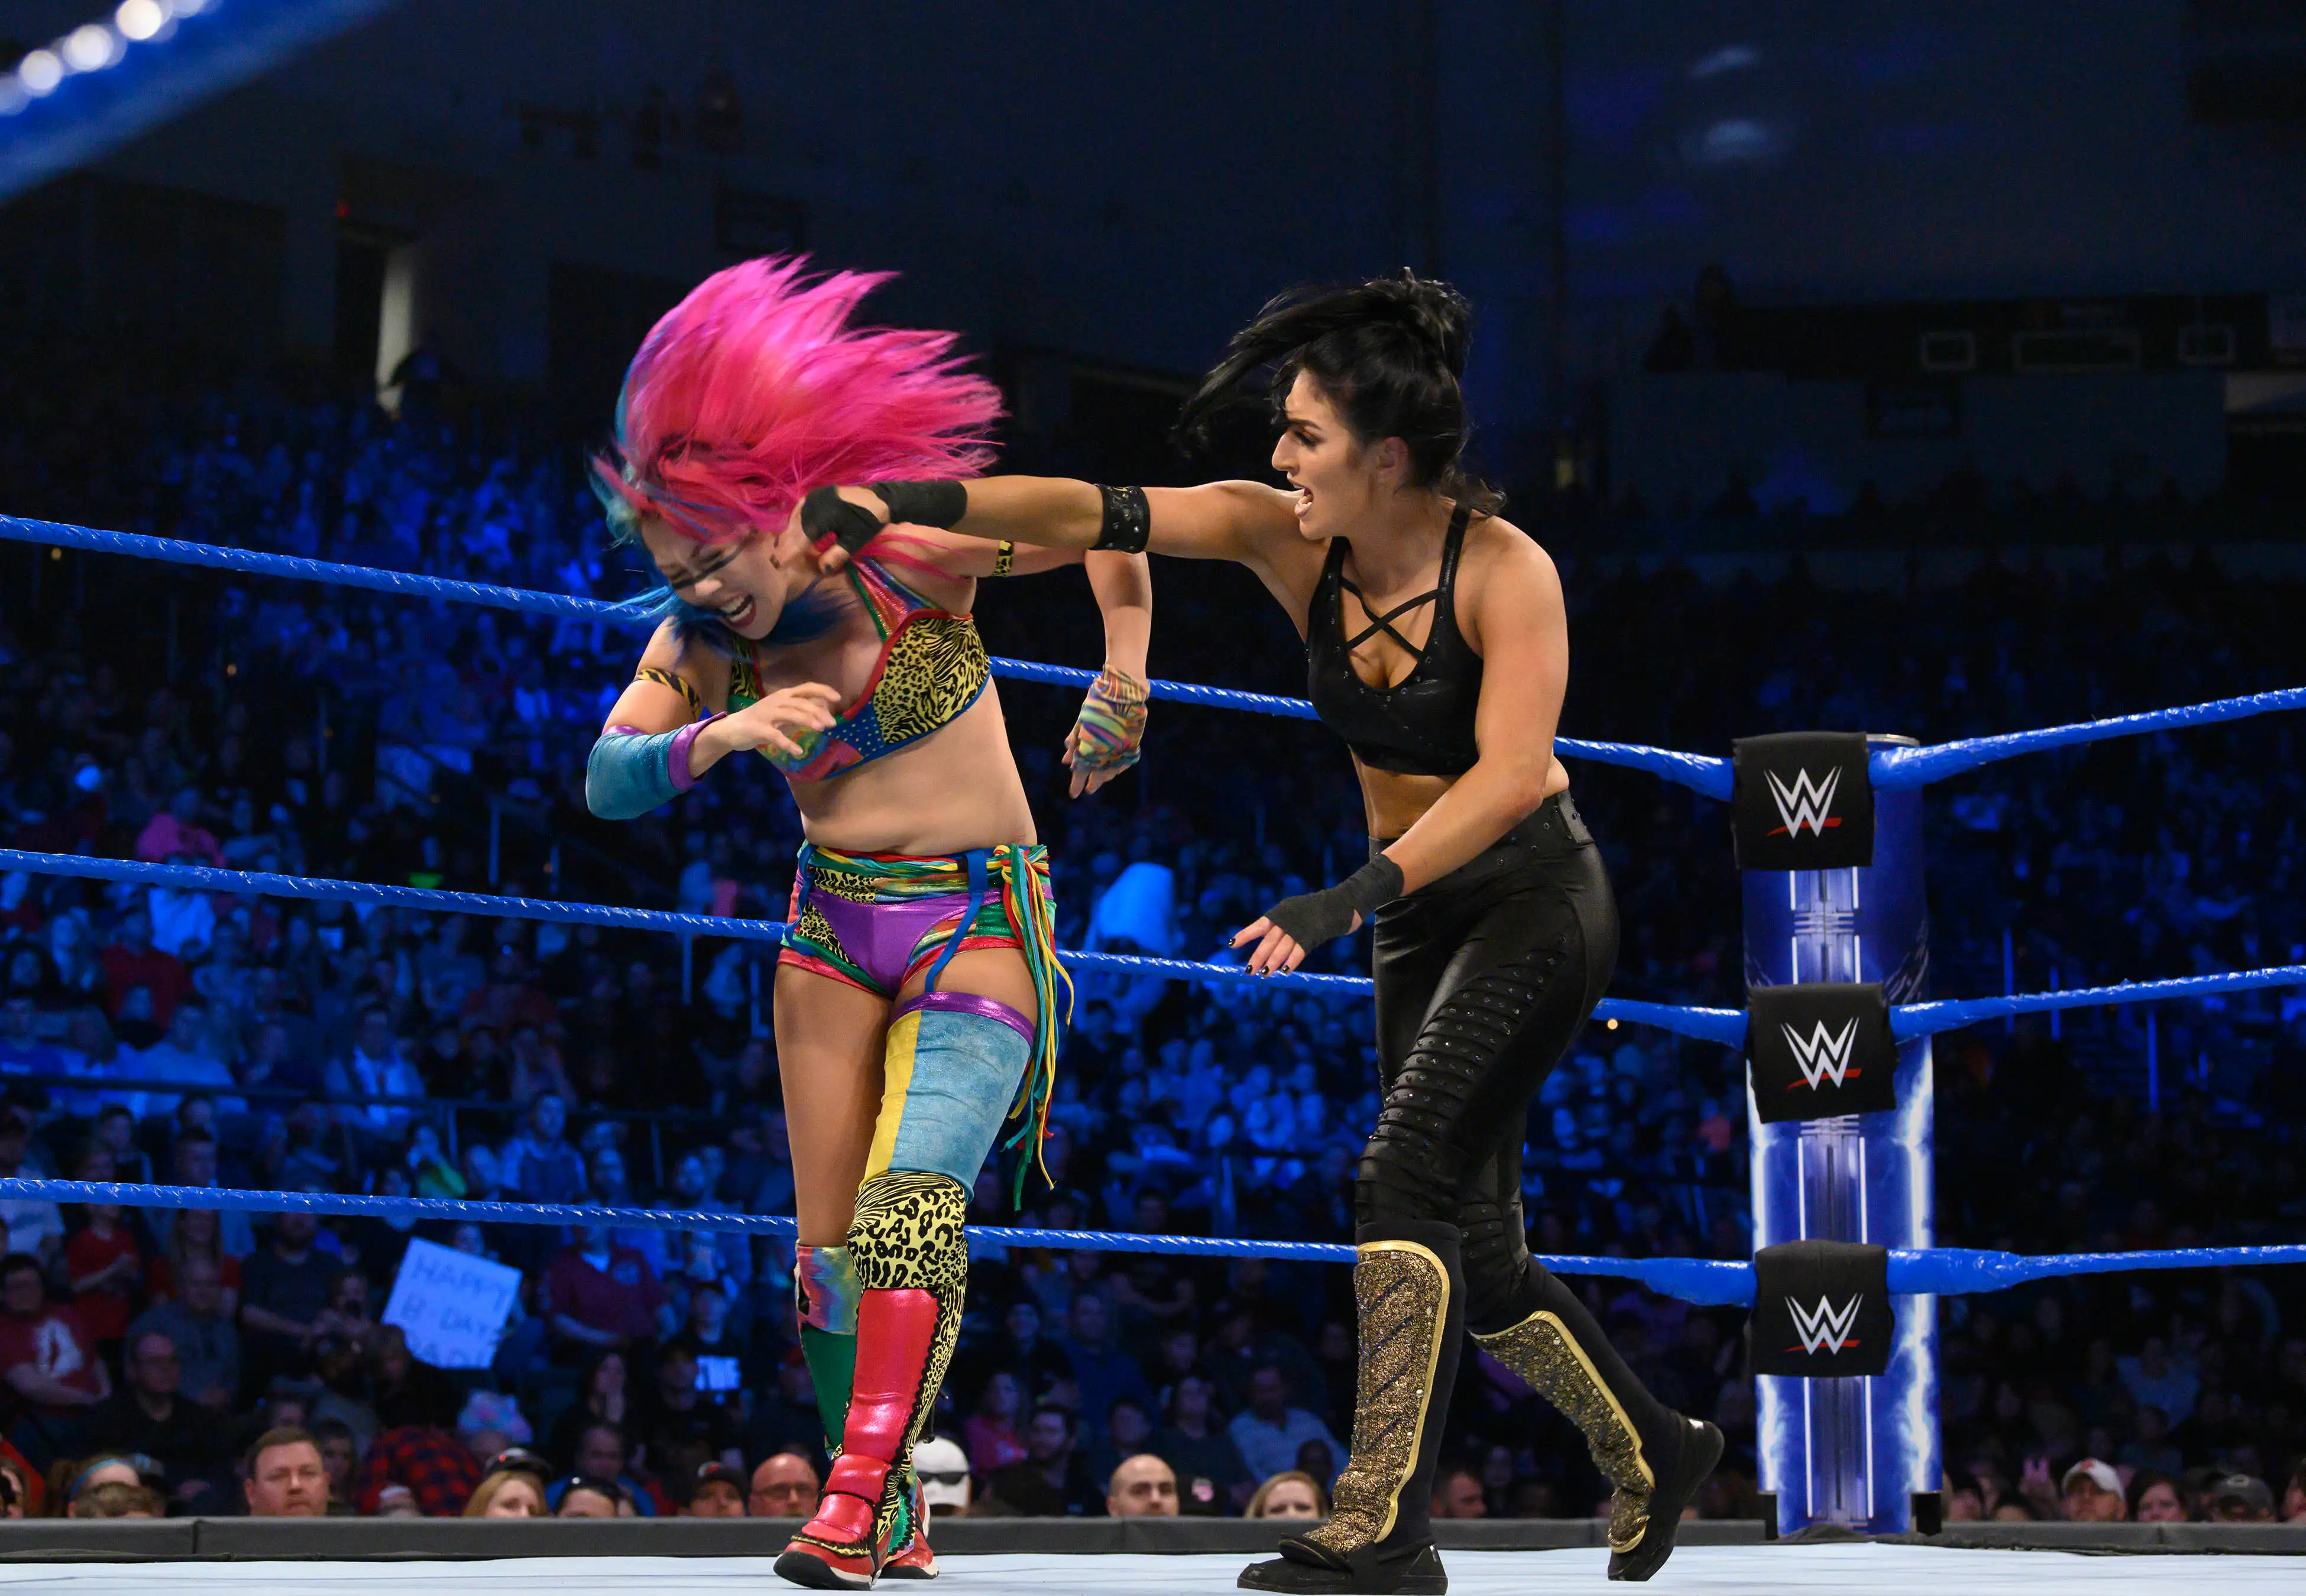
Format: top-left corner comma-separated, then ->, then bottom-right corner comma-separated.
1238,1221 -> 1462,1596
1472,1263 -> 1722,1583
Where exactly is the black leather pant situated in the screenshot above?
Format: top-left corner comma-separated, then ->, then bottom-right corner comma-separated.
1359,790 -> 1620,1336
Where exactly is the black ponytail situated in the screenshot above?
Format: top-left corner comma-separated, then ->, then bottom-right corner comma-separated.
1176,269 -> 1501,515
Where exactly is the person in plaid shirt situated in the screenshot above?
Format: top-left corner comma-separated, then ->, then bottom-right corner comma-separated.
355,1422 -> 483,1516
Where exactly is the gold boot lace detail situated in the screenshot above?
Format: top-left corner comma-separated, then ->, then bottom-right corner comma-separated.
1475,1310 -> 1654,1554
1303,1240 -> 1451,1558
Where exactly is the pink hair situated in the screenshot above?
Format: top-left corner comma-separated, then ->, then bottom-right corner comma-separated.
595,256 -> 1002,547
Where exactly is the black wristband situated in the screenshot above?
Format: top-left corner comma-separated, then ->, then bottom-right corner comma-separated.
1091,484 -> 1151,553
1337,853 -> 1405,917
869,479 -> 967,530
1259,854 -> 1403,952
800,485 -> 884,556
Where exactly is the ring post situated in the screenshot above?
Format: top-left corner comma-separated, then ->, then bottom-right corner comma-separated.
1741,732 -> 1939,1533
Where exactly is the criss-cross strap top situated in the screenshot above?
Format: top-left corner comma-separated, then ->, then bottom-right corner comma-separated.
1304,504 -> 1483,777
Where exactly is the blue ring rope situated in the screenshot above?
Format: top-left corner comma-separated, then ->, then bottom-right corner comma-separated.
6,847 -> 2290,1041
1,1181 -> 2296,1309
0,845 -> 1751,1035
7,515 -> 2299,798
0,514 -> 1716,783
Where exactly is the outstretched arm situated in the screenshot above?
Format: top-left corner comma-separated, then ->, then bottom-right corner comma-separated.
796,478 -> 1301,572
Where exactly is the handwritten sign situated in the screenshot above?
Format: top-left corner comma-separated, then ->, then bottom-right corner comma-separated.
382,1239 -> 521,1370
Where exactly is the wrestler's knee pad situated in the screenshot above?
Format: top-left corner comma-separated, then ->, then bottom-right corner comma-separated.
867,993 -> 1034,1187
847,1169 -> 970,1296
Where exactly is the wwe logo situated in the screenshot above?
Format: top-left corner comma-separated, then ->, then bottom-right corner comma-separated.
1786,1293 -> 1864,1355
1764,767 -> 1842,838
1782,1017 -> 1861,1090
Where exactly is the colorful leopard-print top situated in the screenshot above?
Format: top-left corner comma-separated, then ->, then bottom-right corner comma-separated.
729,556 -> 991,783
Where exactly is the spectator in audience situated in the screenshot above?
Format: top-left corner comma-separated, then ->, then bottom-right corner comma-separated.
571,1420 -> 656,1516
0,1108 -> 63,1267
548,1350 -> 632,1470
314,1417 -> 361,1513
963,1370 -> 1028,1474
454,1390 -> 534,1468
131,997 -> 241,1117
61,1180 -> 140,1354
1431,1462 -> 1486,1520
638,1337 -> 741,1473
127,1253 -> 238,1407
1086,1396 -> 1155,1497
148,1131 -> 255,1260
553,1475 -> 627,1518
1226,1366 -> 1339,1490
238,1206 -> 343,1387
982,1405 -> 1102,1517
1245,1470 -> 1328,1520
0,1251 -> 109,1464
2129,1470 -> 2188,1523
325,1005 -> 427,1141
86,1329 -> 229,1511
1106,1453 -> 1180,1517
684,1460 -> 747,1517
96,909 -> 190,1031
0,992 -> 76,1084
2059,1458 -> 2129,1523
242,1428 -> 328,1517
356,1398 -> 484,1517
69,1479 -> 163,1519
748,1451 -> 820,1519
1060,1293 -> 1151,1434
464,1453 -> 550,1518
503,1092 -> 586,1204
2206,1474 -> 2276,1523
1154,1372 -> 1253,1513
545,1212 -> 663,1359
912,1436 -> 971,1519
60,1454 -> 141,1513
87,1106 -> 151,1185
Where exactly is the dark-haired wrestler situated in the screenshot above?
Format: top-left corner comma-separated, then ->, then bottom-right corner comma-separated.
804,271 -> 1721,1589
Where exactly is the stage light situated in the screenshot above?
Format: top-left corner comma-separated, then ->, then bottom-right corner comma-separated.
117,1 -> 166,43
63,24 -> 121,73
17,50 -> 63,96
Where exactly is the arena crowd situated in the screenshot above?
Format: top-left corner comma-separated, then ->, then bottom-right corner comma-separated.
0,351 -> 2299,1525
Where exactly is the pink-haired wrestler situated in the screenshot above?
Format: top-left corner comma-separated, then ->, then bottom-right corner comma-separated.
584,257 -> 1151,1587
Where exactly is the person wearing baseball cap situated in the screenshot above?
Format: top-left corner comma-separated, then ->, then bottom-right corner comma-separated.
2058,1459 -> 2128,1523
2205,1473 -> 2275,1523
912,1437 -> 971,1518
685,1461 -> 747,1518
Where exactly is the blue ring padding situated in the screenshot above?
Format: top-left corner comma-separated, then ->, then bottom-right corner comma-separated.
0,1182 -> 2297,1309
0,515 -> 1721,787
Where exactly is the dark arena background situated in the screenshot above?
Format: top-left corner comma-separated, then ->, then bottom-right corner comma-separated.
1,2 -> 2304,1592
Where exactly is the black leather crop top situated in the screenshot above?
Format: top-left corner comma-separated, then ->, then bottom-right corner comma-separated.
1304,504 -> 1483,776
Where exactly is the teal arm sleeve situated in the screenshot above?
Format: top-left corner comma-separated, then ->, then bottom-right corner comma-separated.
585,725 -> 682,819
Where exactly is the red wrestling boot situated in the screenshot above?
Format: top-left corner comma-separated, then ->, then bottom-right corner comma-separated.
778,1171 -> 967,1590
778,1286 -> 954,1588
879,1469 -> 938,1580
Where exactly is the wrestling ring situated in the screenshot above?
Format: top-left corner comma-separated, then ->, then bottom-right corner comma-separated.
0,510 -> 2301,1592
